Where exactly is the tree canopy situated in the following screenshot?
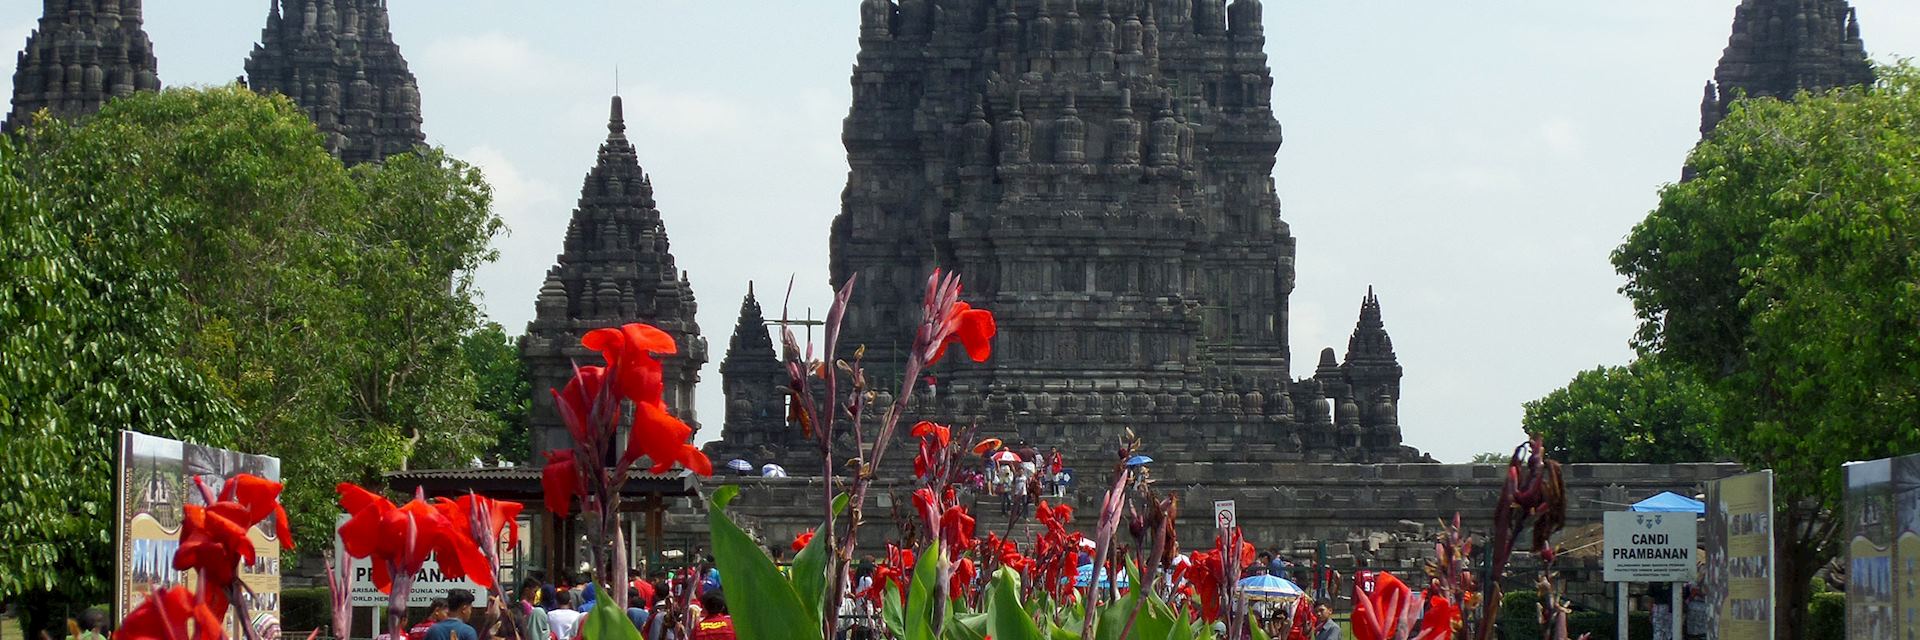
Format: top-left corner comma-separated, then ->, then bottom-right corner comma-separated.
1613,62 -> 1920,637
0,86 -> 505,617
1522,358 -> 1727,464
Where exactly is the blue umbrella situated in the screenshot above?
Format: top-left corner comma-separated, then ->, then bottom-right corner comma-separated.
1073,563 -> 1130,588
726,459 -> 754,472
1237,574 -> 1304,600
1125,455 -> 1154,467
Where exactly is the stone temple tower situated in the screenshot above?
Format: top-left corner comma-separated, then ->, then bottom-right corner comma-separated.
519,96 -> 707,462
727,0 -> 1423,467
1698,0 -> 1872,137
706,285 -> 806,463
244,0 -> 425,166
4,0 -> 162,133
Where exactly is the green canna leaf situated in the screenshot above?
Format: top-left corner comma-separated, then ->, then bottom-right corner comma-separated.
707,486 -> 815,640
790,492 -> 850,625
578,584 -> 642,640
985,566 -> 1045,640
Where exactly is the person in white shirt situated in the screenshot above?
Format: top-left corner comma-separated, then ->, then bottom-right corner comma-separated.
546,591 -> 582,640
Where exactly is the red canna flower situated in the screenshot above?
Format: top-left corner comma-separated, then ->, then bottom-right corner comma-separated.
950,557 -> 978,594
866,544 -> 915,608
929,302 -> 996,363
540,449 -> 580,517
334,483 -> 480,594
433,493 -> 525,591
909,421 -> 950,448
1351,570 -> 1413,640
581,323 -> 675,408
626,400 -> 713,476
173,474 -> 294,617
939,505 -> 977,553
792,529 -> 815,552
1181,549 -> 1226,621
551,365 -> 614,444
172,504 -> 252,616
1036,500 -> 1072,533
1413,592 -> 1459,640
115,585 -> 223,640
219,474 -> 295,547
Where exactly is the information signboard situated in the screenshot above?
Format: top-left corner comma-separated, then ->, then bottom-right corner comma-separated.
1603,511 -> 1697,583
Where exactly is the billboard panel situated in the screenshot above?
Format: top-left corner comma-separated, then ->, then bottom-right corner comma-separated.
1704,469 -> 1775,640
116,431 -> 285,637
1847,459 -> 1897,640
1892,454 -> 1920,640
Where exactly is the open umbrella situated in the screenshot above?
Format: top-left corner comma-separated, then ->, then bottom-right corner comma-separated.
1125,455 -> 1154,467
761,463 -> 787,478
973,438 -> 1004,455
727,459 -> 754,472
1237,574 -> 1305,600
993,451 -> 1022,464
1074,563 -> 1130,588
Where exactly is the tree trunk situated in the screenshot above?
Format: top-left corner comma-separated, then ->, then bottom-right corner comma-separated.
1774,505 -> 1833,640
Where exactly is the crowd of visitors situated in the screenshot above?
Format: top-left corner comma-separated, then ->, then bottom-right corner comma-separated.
369,558 -> 735,640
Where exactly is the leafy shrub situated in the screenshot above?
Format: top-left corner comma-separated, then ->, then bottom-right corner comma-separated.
1497,590 -> 1542,640
1808,592 -> 1845,640
280,587 -> 330,636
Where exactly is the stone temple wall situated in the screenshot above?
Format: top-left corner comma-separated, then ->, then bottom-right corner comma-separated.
664,462 -> 1741,610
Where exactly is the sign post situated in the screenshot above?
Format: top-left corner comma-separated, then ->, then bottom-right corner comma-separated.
1605,511 -> 1698,640
1214,500 -> 1237,530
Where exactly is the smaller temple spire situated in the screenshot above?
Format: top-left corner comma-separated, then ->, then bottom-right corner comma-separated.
1344,286 -> 1397,364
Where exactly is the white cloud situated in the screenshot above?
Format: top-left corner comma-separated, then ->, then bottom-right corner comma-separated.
1537,118 -> 1585,156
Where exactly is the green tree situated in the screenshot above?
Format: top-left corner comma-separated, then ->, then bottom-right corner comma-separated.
463,322 -> 531,463
1,86 -> 506,626
1469,451 -> 1509,464
0,127 -> 243,635
1613,63 -> 1920,638
1522,358 -> 1727,464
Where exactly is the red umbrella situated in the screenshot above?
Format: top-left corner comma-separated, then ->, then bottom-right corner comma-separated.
992,451 -> 1021,464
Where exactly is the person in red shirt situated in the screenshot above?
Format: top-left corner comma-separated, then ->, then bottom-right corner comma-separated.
407,599 -> 449,640
631,571 -> 656,612
690,592 -> 735,640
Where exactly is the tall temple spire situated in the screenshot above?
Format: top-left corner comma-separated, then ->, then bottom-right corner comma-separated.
1700,0 -> 1871,137
5,0 -> 161,133
518,94 -> 707,462
244,0 -> 425,165
791,0 -> 1418,465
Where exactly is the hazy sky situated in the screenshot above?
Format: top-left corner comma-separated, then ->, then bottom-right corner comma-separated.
7,2 -> 1918,463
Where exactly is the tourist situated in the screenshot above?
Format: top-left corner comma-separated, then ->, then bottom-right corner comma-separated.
630,570 -> 654,608
1648,583 -> 1673,640
76,608 -> 108,640
691,592 -> 735,640
546,591 -> 581,640
423,590 -> 479,640
1268,551 -> 1290,577
1313,603 -> 1340,640
626,587 -> 650,632
644,592 -> 680,640
409,599 -> 450,640
516,577 -> 554,640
